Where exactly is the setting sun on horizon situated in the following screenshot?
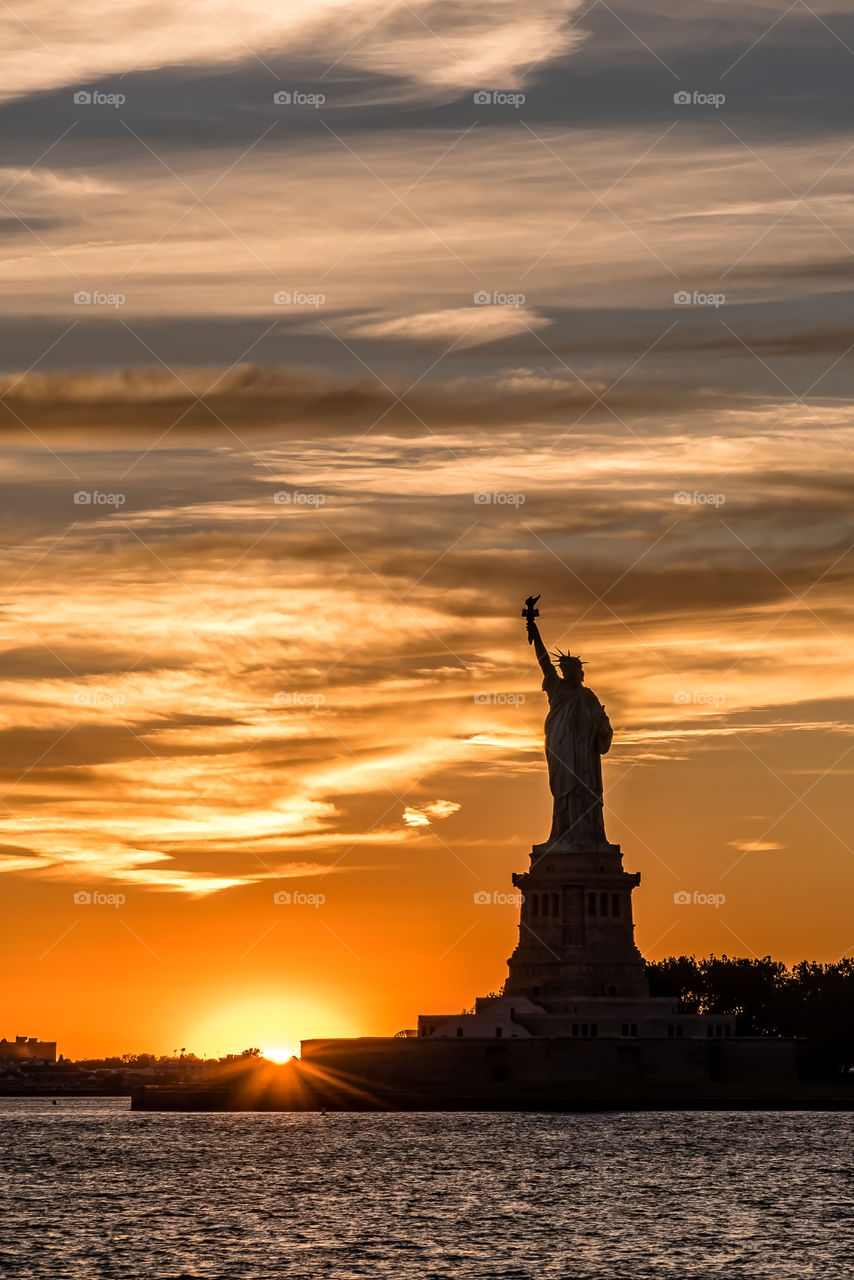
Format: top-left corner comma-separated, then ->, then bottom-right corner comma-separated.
262,1046 -> 298,1064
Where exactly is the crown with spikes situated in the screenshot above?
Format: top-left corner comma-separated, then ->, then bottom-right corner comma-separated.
551,647 -> 585,665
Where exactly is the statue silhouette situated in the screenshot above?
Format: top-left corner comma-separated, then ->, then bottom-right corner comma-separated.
523,596 -> 612,846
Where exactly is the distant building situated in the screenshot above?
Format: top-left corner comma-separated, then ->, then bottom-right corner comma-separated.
0,1036 -> 57,1063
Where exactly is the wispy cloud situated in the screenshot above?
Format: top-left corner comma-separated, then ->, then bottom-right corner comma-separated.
0,0 -> 583,103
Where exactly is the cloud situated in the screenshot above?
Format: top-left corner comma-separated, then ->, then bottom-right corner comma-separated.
3,0 -> 854,916
0,360 -> 699,437
402,799 -> 461,827
0,1 -> 330,102
0,0 -> 582,104
2,119 -> 854,408
339,307 -> 548,345
1,382 -> 853,896
726,840 -> 784,852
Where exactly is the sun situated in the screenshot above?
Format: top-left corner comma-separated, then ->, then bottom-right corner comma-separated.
262,1044 -> 297,1064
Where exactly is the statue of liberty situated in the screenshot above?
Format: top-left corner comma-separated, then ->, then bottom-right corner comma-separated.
522,596 -> 613,846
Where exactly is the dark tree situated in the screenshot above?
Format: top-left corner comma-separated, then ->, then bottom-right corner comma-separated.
646,954 -> 854,1077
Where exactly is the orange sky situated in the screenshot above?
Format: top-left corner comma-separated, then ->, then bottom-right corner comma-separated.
2,403 -> 853,1057
2,0 -> 854,1057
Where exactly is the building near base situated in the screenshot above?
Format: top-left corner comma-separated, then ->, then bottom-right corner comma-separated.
0,1035 -> 57,1062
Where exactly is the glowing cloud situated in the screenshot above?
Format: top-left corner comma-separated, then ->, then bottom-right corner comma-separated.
403,799 -> 461,827
0,0 -> 582,103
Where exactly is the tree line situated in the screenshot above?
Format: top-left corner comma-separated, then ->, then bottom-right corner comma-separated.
646,954 -> 854,1077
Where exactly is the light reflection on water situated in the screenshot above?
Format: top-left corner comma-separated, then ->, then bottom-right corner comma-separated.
0,1099 -> 850,1278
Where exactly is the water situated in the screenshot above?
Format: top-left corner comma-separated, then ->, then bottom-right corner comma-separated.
0,1099 -> 850,1278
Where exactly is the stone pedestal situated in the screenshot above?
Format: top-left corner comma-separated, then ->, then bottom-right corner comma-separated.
505,839 -> 649,1002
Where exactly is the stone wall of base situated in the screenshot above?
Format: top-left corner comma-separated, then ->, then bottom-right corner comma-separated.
297,1034 -> 799,1106
130,1037 -> 854,1110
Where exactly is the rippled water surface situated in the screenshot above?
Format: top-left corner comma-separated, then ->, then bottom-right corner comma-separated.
0,1100 -> 851,1278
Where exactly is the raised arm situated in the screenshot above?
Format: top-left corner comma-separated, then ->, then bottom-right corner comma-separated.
527,617 -> 555,682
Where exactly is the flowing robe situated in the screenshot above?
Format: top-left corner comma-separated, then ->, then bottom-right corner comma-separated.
541,664 -> 613,845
